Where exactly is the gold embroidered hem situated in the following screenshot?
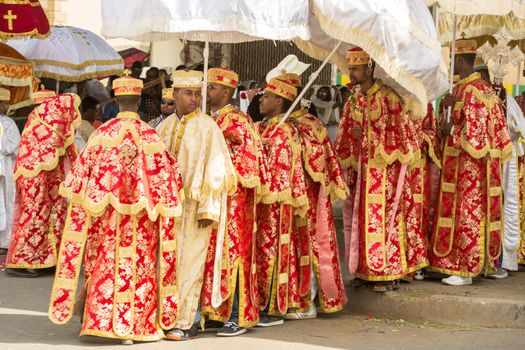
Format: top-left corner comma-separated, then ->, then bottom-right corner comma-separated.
80,328 -> 164,342
59,187 -> 183,222
424,134 -> 441,168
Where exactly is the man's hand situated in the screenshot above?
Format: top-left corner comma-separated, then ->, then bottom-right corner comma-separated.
439,119 -> 454,137
351,126 -> 362,140
198,219 -> 214,228
442,93 -> 457,109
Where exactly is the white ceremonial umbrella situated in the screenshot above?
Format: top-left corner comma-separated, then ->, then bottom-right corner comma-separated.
425,0 -> 525,119
101,0 -> 311,113
426,0 -> 525,18
280,0 -> 450,131
7,25 -> 124,82
101,0 -> 310,43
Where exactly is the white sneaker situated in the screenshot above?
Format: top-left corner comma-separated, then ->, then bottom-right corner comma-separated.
121,339 -> 133,345
441,275 -> 472,286
414,270 -> 424,281
486,268 -> 508,279
284,303 -> 318,320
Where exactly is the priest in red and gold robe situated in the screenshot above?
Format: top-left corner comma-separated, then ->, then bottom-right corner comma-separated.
273,72 -> 348,318
48,74 -> 184,344
6,91 -> 79,277
334,48 -> 424,292
200,68 -> 269,336
429,39 -> 512,286
255,78 -> 308,326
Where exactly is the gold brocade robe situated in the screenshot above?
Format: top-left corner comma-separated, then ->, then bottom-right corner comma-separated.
256,114 -> 308,316
7,94 -> 80,269
287,109 -> 348,313
48,112 -> 184,341
201,104 -> 270,327
158,110 -> 236,329
430,73 -> 512,277
334,80 -> 425,281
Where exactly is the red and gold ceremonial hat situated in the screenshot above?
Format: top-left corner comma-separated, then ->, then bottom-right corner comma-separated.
32,86 -> 56,104
346,47 -> 371,66
275,72 -> 301,87
265,78 -> 297,101
162,88 -> 174,100
112,71 -> 143,96
0,87 -> 10,102
207,68 -> 238,89
454,39 -> 477,55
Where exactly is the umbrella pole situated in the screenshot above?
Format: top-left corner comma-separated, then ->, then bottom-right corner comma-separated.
447,15 -> 457,123
56,80 -> 60,94
270,40 -> 342,136
201,41 -> 210,113
516,40 -> 523,97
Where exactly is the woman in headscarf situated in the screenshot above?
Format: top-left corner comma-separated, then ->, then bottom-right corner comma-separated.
310,85 -> 341,143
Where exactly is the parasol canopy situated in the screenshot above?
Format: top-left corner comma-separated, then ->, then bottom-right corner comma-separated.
0,43 -> 35,110
293,0 -> 449,106
7,25 -> 124,82
118,47 -> 150,69
0,0 -> 50,39
427,0 -> 525,43
426,0 -> 525,17
101,0 -> 310,43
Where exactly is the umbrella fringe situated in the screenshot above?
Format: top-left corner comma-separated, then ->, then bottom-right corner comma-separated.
312,3 -> 440,52
426,0 -> 525,19
308,5 -> 433,105
32,58 -> 124,70
34,69 -> 124,82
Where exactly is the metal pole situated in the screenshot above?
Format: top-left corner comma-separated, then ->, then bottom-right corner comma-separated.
201,41 -> 209,112
447,14 -> 457,122
270,41 -> 342,136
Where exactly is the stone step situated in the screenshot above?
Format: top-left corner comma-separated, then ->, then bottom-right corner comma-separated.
333,218 -> 525,329
344,273 -> 525,328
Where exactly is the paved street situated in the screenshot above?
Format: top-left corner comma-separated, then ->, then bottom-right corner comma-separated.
1,271 -> 525,350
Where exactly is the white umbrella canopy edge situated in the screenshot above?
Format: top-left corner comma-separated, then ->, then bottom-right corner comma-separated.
435,11 -> 525,43
100,0 -> 311,43
31,63 -> 125,82
7,26 -> 124,82
295,0 -> 449,107
425,0 -> 525,18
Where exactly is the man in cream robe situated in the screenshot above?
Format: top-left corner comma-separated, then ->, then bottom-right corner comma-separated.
501,94 -> 525,272
158,70 -> 236,341
0,88 -> 20,254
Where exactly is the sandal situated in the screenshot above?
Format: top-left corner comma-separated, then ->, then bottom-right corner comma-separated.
372,280 -> 399,292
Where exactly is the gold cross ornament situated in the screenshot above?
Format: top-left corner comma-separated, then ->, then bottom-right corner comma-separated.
3,10 -> 17,31
120,143 -> 138,165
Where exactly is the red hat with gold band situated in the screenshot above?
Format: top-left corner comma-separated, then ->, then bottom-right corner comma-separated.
454,39 -> 477,55
33,86 -> 56,104
275,72 -> 301,87
346,47 -> 371,66
265,78 -> 297,101
112,70 -> 143,96
207,68 -> 239,89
